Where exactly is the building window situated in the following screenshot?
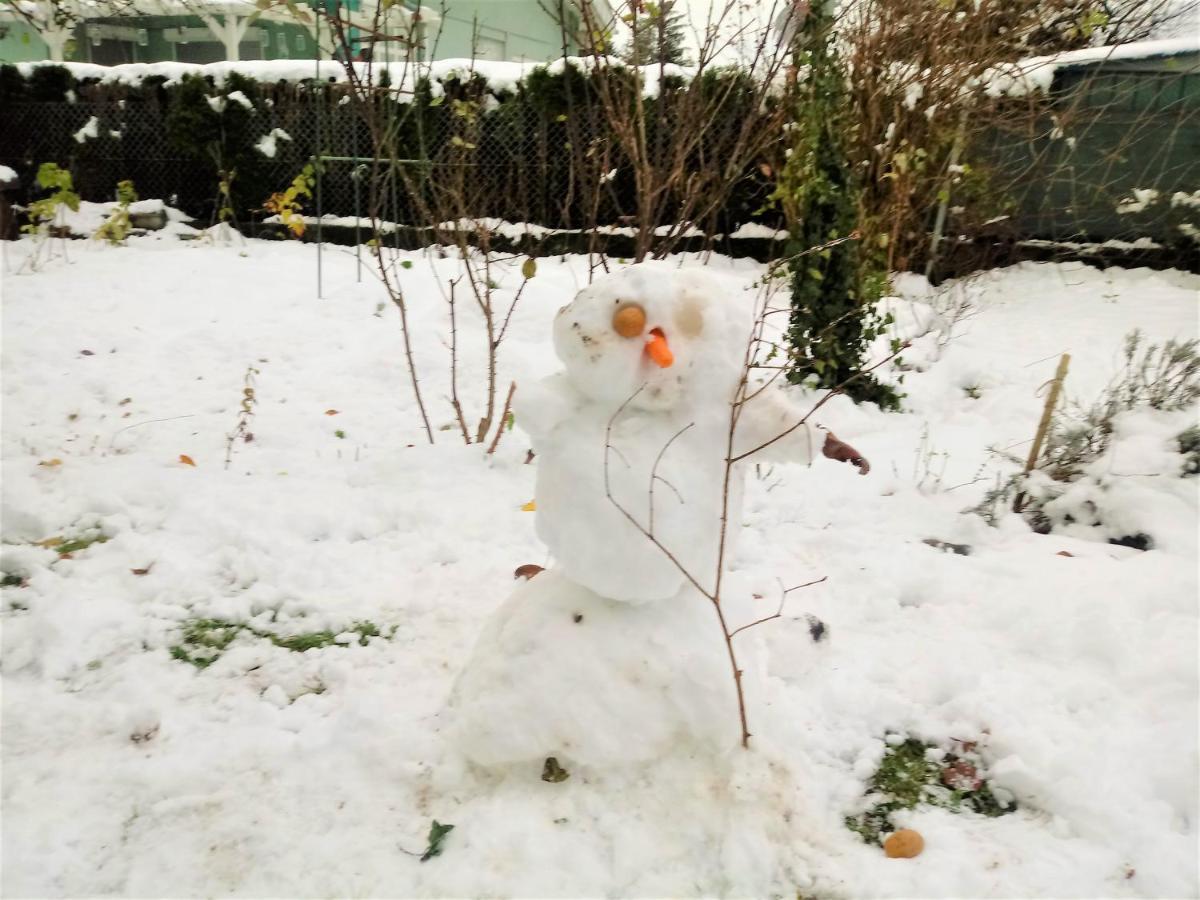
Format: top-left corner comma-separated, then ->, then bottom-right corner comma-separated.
475,33 -> 505,61
293,31 -> 305,51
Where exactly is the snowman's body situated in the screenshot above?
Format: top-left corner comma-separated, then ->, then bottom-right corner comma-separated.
453,263 -> 824,767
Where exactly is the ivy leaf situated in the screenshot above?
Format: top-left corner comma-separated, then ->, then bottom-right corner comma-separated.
521,257 -> 537,280
420,820 -> 454,862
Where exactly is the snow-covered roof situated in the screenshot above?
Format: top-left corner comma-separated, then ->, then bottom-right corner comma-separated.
981,36 -> 1200,97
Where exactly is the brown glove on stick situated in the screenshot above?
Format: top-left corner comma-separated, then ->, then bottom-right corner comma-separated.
822,432 -> 870,475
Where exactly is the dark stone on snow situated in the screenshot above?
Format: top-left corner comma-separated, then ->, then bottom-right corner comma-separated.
541,756 -> 569,783
922,538 -> 971,556
1109,533 -> 1154,551
129,209 -> 167,230
806,614 -> 827,642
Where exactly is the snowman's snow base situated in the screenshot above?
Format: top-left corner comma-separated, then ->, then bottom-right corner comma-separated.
451,569 -> 747,768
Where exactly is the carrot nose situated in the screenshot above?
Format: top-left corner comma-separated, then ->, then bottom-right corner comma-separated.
645,328 -> 673,368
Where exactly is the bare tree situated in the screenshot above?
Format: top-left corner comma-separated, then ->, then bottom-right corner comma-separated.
562,0 -> 798,262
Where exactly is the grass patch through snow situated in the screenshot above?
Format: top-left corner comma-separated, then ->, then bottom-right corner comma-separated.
846,737 -> 1017,845
170,617 -> 387,669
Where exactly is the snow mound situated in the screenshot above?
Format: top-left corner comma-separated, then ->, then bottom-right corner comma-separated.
452,570 -> 741,767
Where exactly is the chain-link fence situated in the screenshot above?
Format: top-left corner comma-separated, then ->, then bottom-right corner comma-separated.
0,88 -> 775,237
0,62 -> 1196,269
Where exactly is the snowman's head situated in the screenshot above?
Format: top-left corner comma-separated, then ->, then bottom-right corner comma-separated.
553,263 -> 754,411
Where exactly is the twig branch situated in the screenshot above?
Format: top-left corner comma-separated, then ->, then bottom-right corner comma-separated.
729,343 -> 909,465
486,381 -> 517,455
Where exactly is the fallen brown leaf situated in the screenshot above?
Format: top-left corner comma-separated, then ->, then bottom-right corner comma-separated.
179,454 -> 196,466
38,458 -> 63,467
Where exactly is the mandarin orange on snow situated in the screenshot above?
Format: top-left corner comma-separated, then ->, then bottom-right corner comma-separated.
883,829 -> 924,858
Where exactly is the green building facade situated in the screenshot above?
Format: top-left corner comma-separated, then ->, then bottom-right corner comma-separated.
0,1 -> 604,65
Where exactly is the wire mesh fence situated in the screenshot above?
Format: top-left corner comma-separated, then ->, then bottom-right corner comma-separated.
0,62 -> 1197,270
0,93 -> 686,231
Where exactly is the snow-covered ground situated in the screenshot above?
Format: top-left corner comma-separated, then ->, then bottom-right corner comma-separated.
2,234 -> 1197,898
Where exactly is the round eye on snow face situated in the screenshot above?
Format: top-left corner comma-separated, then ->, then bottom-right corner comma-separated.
612,304 -> 646,338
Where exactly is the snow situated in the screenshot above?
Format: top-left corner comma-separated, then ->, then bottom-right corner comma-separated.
53,199 -> 196,238
1117,188 -> 1162,214
73,115 -> 100,144
225,89 -> 254,110
1171,190 -> 1200,209
453,568 -> 741,766
979,36 -> 1200,97
2,235 -> 1197,898
265,213 -> 761,242
255,127 -> 293,158
727,221 -> 789,240
0,164 -> 17,184
15,57 -> 702,99
1018,237 -> 1165,253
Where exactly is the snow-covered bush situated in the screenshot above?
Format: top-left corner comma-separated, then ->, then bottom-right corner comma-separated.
975,330 -> 1200,547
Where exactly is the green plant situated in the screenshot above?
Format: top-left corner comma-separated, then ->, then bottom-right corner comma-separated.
94,179 -> 138,245
21,162 -> 80,263
169,617 -> 387,669
776,7 -> 900,410
846,737 -> 1016,845
263,163 -> 316,238
165,72 -> 268,222
1179,425 -> 1200,476
622,0 -> 691,66
420,821 -> 454,862
55,533 -> 109,556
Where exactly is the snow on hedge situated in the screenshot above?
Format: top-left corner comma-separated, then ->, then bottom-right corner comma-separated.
15,56 -> 697,99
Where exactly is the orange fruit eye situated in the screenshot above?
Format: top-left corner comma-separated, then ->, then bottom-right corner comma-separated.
612,304 -> 646,338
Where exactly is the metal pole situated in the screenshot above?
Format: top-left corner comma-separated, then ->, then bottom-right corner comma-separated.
353,110 -> 362,283
925,110 -> 968,282
315,4 -> 324,299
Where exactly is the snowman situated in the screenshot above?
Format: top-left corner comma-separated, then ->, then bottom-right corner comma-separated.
452,262 -> 868,768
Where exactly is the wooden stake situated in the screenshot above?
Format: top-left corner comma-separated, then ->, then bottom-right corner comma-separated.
1014,353 -> 1070,512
